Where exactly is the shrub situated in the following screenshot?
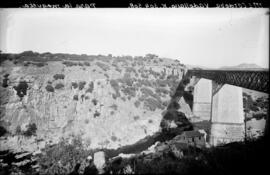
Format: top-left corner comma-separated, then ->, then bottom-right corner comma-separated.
85,119 -> 89,124
121,87 -> 136,97
104,73 -> 109,78
16,125 -> 21,135
141,73 -> 149,79
122,78 -> 133,86
55,83 -> 64,89
155,87 -> 169,95
37,137 -> 92,175
110,104 -> 118,110
62,61 -> 78,67
86,82 -> 94,93
0,126 -> 7,137
92,99 -> 97,105
23,123 -> 37,137
138,79 -> 152,87
112,93 -> 120,100
73,95 -> 78,101
134,101 -> 140,108
2,76 -> 8,88
3,74 -> 9,78
13,81 -> 28,99
253,113 -> 267,120
81,94 -> 85,99
110,80 -> 120,97
71,82 -> 78,89
84,61 -> 90,66
156,79 -> 168,87
31,62 -> 47,67
168,100 -> 180,110
53,74 -> 65,80
111,136 -> 117,142
125,67 -> 136,73
143,98 -> 163,111
141,87 -> 160,101
79,81 -> 86,90
45,84 -> 54,92
96,62 -> 109,71
134,116 -> 140,120
94,111 -> 101,118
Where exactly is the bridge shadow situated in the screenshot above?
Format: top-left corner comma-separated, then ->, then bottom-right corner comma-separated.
97,74 -> 195,158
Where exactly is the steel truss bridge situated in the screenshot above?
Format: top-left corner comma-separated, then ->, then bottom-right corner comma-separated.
186,69 -> 269,93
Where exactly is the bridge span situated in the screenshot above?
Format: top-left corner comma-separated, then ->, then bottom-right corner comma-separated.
185,69 -> 269,146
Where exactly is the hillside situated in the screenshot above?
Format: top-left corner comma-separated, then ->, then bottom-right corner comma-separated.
220,63 -> 263,70
0,51 -> 188,153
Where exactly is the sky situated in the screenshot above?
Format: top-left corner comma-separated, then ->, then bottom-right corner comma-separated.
0,8 -> 269,68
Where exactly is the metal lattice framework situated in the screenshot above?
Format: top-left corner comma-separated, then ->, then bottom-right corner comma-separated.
187,69 -> 269,93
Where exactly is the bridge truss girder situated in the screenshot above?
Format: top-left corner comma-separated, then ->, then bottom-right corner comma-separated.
187,69 -> 269,93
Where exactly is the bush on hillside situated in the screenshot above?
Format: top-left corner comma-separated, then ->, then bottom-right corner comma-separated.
73,95 -> 78,101
23,123 -> 37,137
92,99 -> 98,105
143,98 -> 164,111
79,81 -> 86,90
156,79 -> 168,87
15,125 -> 22,135
13,81 -> 28,99
2,75 -> 9,88
31,62 -> 47,67
96,62 -> 110,71
37,137 -> 92,175
121,86 -> 136,97
155,87 -> 169,95
93,111 -> 101,118
110,104 -> 118,110
62,61 -> 78,67
86,81 -> 94,93
134,100 -> 140,108
141,87 -> 161,101
110,80 -> 120,96
71,82 -> 78,89
55,83 -> 64,89
84,61 -> 90,66
45,84 -> 54,92
53,74 -> 65,80
0,126 -> 7,137
134,116 -> 140,121
111,136 -> 118,142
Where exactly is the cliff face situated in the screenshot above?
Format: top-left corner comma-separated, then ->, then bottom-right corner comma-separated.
0,53 -> 187,153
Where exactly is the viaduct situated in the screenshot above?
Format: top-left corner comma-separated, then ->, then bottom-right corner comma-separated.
185,69 -> 269,146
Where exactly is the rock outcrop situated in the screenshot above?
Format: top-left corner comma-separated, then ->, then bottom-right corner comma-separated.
0,52 -> 188,154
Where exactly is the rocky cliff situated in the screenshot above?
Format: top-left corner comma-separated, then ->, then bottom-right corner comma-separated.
0,52 -> 189,153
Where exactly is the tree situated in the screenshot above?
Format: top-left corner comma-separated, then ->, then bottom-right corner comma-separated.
13,81 -> 28,99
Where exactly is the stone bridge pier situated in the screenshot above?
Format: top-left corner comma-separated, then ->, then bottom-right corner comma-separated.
190,77 -> 245,146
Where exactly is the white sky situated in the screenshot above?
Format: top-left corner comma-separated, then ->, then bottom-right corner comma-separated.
0,8 -> 269,68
